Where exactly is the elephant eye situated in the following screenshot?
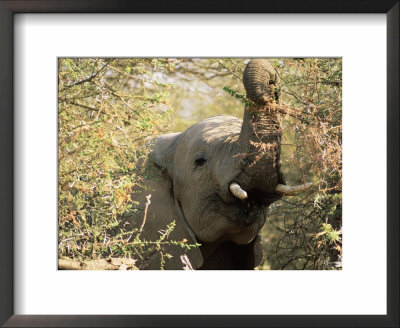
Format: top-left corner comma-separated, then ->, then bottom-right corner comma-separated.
194,155 -> 207,167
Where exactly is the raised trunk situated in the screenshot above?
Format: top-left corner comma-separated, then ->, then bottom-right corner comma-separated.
237,60 -> 282,194
237,106 -> 281,193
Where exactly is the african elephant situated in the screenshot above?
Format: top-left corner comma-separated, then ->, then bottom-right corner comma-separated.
128,59 -> 310,270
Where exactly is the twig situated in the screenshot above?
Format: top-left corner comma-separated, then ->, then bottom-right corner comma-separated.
215,59 -> 242,81
63,62 -> 108,89
61,100 -> 98,113
180,254 -> 194,270
138,195 -> 151,235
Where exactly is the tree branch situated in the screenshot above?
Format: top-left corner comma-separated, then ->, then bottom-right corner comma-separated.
58,257 -> 138,270
63,62 -> 108,89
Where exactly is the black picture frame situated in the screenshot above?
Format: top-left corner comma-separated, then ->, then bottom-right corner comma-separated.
0,1 -> 398,327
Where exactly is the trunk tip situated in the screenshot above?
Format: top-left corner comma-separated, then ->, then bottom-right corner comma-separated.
243,59 -> 280,105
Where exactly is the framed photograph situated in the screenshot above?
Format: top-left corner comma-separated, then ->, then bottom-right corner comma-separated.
1,1 -> 398,327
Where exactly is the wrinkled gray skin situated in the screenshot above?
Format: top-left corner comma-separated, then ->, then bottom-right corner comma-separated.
129,59 -> 285,270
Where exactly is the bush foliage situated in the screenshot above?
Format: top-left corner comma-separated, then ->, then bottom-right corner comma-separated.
58,58 -> 175,264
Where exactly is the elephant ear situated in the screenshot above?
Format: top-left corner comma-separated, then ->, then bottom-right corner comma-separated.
129,176 -> 204,270
149,132 -> 181,175
138,132 -> 204,269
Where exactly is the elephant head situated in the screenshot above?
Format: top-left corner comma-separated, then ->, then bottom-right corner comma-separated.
143,59 -> 310,269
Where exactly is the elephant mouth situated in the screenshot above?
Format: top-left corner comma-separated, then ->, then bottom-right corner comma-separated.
214,195 -> 266,245
216,210 -> 261,229
216,186 -> 273,228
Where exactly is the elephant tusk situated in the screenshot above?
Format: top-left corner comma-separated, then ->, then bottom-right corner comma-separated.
275,182 -> 313,196
229,182 -> 248,200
